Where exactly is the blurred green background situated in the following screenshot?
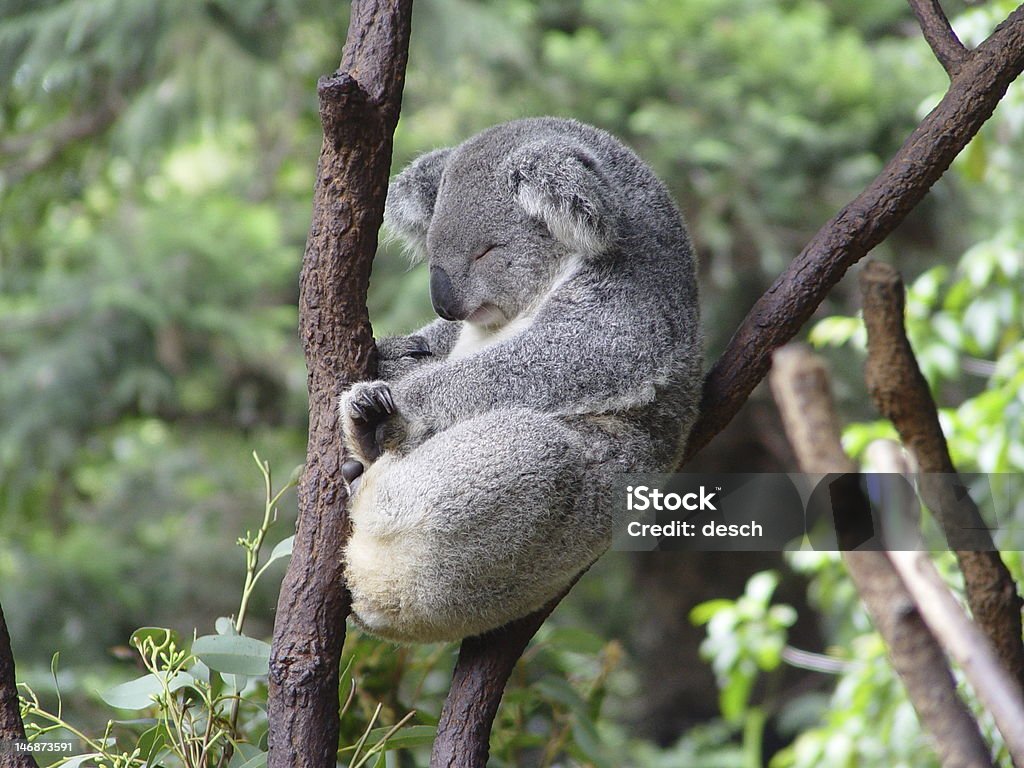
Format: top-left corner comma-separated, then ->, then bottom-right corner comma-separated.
1,0 -> 1022,765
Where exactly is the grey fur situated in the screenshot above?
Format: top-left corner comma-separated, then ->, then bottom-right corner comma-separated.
339,117 -> 702,643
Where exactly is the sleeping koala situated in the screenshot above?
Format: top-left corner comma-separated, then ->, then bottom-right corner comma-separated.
339,117 -> 701,643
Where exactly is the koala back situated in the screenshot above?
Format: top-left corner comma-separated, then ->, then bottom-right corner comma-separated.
385,117 -> 702,464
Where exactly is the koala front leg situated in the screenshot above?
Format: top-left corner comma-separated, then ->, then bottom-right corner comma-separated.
340,381 -> 396,466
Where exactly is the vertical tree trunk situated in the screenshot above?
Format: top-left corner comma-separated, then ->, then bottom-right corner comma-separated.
0,601 -> 37,768
266,3 -> 412,766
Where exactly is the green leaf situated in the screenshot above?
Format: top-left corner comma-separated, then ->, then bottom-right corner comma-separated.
192,634 -> 271,675
690,599 -> 733,625
360,724 -> 436,751
534,677 -> 587,716
808,315 -> 861,348
225,673 -> 249,694
229,743 -> 267,768
958,131 -> 987,182
216,616 -> 238,635
100,672 -> 194,710
570,716 -> 611,767
137,723 -> 170,764
57,756 -> 102,768
265,535 -> 293,566
745,571 -> 780,605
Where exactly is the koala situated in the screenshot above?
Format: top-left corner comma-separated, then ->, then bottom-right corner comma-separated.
339,117 -> 701,643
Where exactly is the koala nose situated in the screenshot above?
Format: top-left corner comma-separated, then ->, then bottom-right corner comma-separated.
430,265 -> 461,321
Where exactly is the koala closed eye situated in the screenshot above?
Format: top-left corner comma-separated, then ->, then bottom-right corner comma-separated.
472,244 -> 499,261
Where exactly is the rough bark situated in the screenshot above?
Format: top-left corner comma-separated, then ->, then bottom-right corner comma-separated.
430,594 -> 565,767
908,0 -> 968,77
769,347 -> 994,768
0,602 -> 37,768
860,261 -> 1024,692
266,2 -> 412,767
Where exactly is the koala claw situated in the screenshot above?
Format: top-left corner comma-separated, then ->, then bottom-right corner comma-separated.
351,384 -> 395,419
346,382 -> 396,462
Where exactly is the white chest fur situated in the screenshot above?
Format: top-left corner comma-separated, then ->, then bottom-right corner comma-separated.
449,313 -> 535,360
448,253 -> 583,361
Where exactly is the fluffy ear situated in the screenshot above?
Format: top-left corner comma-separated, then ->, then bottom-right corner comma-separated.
503,139 -> 620,256
384,148 -> 452,261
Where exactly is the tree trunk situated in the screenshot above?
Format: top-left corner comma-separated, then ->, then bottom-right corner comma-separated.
266,3 -> 413,766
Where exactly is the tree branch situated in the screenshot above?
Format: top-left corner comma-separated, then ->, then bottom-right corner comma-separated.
431,593 -> 565,767
0,601 -> 37,768
769,347 -> 994,768
908,0 -> 969,77
860,261 -> 1024,692
683,3 -> 1024,463
434,7 -> 1024,764
266,2 -> 412,767
888,548 -> 1024,764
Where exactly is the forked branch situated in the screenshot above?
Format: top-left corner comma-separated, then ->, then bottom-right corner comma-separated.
682,3 -> 1024,463
908,0 -> 969,77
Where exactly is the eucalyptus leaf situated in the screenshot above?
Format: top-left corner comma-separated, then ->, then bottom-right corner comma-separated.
192,634 -> 271,675
100,672 -> 194,710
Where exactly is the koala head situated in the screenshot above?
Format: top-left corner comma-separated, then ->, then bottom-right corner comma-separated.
384,122 -> 622,329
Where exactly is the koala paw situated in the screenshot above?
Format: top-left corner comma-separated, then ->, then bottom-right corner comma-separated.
342,381 -> 396,463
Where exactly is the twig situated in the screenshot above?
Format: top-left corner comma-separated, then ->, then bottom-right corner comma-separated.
769,346 -> 994,768
888,550 -> 1024,763
860,260 -> 1024,690
908,0 -> 969,77
683,4 -> 1024,463
266,2 -> 413,767
0,602 -> 38,768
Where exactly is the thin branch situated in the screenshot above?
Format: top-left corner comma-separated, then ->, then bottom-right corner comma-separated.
888,549 -> 1024,764
266,2 -> 412,767
683,4 -> 1024,463
769,346 -> 994,768
0,601 -> 38,768
860,260 -> 1024,691
908,0 -> 969,77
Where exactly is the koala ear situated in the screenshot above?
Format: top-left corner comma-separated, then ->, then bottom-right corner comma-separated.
384,148 -> 453,261
503,139 -> 620,257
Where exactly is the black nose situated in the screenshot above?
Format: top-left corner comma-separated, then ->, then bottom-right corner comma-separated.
430,266 -> 460,321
